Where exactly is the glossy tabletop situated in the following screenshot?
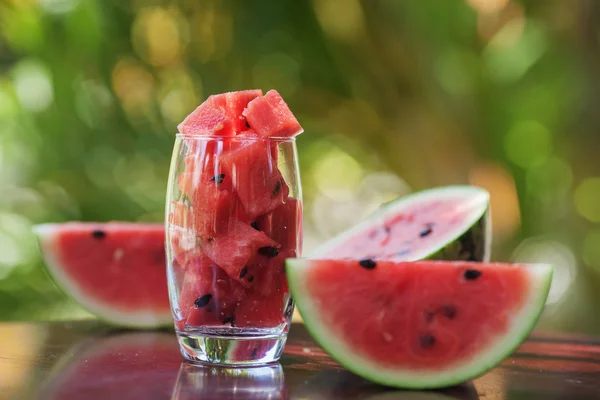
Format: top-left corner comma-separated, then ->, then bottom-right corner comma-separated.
0,321 -> 599,399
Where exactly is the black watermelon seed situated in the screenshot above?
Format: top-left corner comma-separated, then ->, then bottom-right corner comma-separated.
250,221 -> 259,230
273,180 -> 282,195
358,258 -> 377,270
210,174 -> 226,184
419,226 -> 433,237
424,310 -> 435,323
419,334 -> 436,349
258,246 -> 279,258
251,348 -> 258,358
194,294 -> 212,308
440,305 -> 457,319
239,266 -> 248,279
223,316 -> 235,326
248,275 -> 254,283
91,230 -> 106,239
245,121 -> 251,129
464,269 -> 482,280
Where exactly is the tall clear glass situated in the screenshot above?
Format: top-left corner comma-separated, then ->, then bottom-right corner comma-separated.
165,135 -> 302,365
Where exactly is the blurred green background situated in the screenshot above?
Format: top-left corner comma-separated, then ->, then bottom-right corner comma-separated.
0,0 -> 598,333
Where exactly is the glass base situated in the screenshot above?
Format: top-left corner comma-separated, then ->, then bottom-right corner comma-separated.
177,331 -> 288,366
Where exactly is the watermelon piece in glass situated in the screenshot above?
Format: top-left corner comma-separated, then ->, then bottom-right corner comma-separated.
221,140 -> 290,219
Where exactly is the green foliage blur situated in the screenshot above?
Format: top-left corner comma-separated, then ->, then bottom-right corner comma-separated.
1,0 -> 599,333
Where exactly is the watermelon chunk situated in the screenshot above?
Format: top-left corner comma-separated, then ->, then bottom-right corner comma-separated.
34,222 -> 171,328
190,187 -> 239,238
287,259 -> 553,389
243,90 -> 303,137
207,90 -> 263,133
257,197 -> 302,251
201,220 -> 279,280
221,141 -> 289,218
178,256 -> 245,329
178,103 -> 234,136
311,186 -> 490,262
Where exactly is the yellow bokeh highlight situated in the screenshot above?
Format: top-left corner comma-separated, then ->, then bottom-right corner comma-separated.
313,147 -> 364,201
111,58 -> 155,114
504,120 -> 552,168
312,0 -> 365,42
574,177 -> 600,223
132,7 -> 187,67
469,162 -> 521,239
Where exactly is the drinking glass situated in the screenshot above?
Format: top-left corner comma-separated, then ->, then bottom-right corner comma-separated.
165,135 -> 302,365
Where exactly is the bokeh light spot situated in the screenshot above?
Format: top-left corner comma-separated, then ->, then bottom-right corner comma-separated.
512,238 -> 576,306
469,162 -> 520,239
312,0 -> 365,42
313,147 -> 364,201
132,7 -> 187,67
574,177 -> 600,223
12,60 -> 53,112
526,157 -> 572,204
504,120 -> 552,168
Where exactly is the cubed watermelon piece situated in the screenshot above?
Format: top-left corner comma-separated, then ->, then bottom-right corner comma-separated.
235,285 -> 287,328
241,249 -> 294,296
201,220 -> 279,280
207,90 -> 263,133
178,258 -> 245,328
221,141 -> 289,218
191,187 -> 239,238
243,90 -> 303,137
256,198 -> 301,251
178,103 -> 234,136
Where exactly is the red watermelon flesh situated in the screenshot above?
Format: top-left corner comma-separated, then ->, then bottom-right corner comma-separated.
178,257 -> 245,329
235,284 -> 288,328
221,140 -> 289,219
243,89 -> 303,137
35,222 -> 171,328
207,89 -> 263,133
178,103 -> 234,136
257,197 -> 302,251
200,220 -> 279,281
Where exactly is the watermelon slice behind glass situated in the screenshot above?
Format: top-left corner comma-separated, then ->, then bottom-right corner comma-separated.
310,185 -> 491,262
287,258 -> 553,389
34,222 -> 171,329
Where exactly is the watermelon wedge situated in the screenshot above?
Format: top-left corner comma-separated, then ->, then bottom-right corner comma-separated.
287,259 -> 553,389
34,222 -> 171,329
311,186 -> 490,262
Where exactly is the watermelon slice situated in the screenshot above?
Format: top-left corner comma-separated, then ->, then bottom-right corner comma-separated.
287,259 -> 553,389
311,186 -> 490,262
243,90 -> 303,137
256,197 -> 302,251
34,222 -> 171,328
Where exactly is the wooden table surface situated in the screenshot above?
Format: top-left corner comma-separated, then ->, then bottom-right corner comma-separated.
0,321 -> 599,399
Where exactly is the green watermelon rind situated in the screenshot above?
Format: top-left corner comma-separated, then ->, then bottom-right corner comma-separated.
310,186 -> 491,262
34,223 -> 173,330
286,259 -> 553,389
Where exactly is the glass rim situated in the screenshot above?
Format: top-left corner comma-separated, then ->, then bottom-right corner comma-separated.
175,133 -> 297,142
